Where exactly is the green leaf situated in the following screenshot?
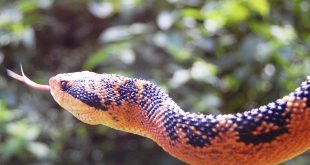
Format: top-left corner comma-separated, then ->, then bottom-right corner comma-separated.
83,48 -> 110,70
222,1 -> 249,23
18,0 -> 38,13
83,42 -> 129,70
250,22 -> 272,39
247,0 -> 270,17
168,46 -> 192,62
181,8 -> 203,20
0,101 -> 10,122
1,137 -> 27,159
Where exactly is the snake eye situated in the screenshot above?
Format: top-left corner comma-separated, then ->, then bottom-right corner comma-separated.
60,80 -> 68,90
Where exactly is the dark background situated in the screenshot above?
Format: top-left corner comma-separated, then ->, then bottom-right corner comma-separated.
0,0 -> 309,164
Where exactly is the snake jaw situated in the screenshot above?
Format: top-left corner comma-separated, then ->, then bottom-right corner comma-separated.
6,65 -> 50,91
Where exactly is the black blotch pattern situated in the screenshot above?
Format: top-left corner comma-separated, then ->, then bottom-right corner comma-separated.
162,103 -> 219,147
104,96 -> 113,106
235,100 -> 290,145
163,106 -> 179,141
101,79 -> 118,106
116,79 -> 139,103
182,127 -> 206,147
181,116 -> 219,147
63,80 -> 108,111
139,83 -> 168,118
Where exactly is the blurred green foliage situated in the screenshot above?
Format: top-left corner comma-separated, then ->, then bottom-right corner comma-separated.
0,0 -> 310,164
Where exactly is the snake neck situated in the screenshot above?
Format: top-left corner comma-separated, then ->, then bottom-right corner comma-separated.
145,99 -> 218,146
148,97 -> 290,147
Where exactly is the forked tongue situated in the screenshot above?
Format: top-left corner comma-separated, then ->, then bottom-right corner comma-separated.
6,66 -> 50,91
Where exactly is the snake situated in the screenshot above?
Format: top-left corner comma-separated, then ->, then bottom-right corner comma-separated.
6,67 -> 310,165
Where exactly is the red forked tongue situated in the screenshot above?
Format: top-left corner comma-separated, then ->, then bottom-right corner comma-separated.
6,66 -> 50,91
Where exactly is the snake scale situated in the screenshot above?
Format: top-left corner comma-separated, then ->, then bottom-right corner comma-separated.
7,68 -> 310,165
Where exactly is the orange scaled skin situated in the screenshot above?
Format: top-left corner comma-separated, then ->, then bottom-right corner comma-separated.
49,72 -> 310,165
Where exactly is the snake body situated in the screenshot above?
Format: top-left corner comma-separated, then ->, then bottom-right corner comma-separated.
8,69 -> 310,165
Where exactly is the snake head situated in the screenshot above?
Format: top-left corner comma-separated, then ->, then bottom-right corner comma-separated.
7,67 -> 153,136
48,71 -> 116,125
50,71 -> 155,136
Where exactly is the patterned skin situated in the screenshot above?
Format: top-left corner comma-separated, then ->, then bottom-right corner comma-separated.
9,69 -> 310,165
46,72 -> 310,165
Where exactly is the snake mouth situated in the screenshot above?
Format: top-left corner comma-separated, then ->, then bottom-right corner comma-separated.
6,65 -> 51,91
